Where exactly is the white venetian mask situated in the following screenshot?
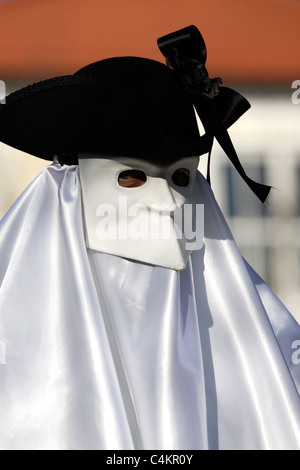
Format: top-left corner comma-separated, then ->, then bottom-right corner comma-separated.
78,155 -> 203,270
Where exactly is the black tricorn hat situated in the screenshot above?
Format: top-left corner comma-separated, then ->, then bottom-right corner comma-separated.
0,56 -> 213,164
0,25 -> 271,201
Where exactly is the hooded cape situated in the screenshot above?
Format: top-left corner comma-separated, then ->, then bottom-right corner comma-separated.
0,163 -> 299,450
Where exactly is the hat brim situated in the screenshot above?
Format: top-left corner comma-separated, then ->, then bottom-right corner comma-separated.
0,58 -> 213,164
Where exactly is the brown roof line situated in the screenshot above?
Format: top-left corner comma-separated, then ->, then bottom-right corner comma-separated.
0,0 -> 299,84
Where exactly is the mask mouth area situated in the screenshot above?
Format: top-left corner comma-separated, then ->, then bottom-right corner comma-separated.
134,202 -> 183,215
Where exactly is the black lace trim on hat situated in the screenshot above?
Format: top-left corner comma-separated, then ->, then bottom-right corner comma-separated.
1,73 -> 211,157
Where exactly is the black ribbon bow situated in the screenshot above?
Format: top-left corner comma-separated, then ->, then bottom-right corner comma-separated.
158,25 -> 271,203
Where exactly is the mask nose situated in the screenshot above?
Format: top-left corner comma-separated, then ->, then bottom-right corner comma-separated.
137,177 -> 186,210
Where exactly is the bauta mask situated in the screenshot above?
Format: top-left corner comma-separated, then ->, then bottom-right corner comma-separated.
78,155 -> 204,270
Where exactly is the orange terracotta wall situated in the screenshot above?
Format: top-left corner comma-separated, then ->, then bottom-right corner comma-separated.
0,0 -> 299,84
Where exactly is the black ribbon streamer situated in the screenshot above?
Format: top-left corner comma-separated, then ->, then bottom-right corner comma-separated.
157,25 -> 271,203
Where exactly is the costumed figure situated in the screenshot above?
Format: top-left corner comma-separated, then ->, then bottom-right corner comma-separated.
0,26 -> 299,450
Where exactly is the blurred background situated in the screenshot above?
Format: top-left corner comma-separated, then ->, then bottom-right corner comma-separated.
0,0 -> 299,321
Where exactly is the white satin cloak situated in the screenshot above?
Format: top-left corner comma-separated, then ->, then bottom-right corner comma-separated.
0,163 -> 299,450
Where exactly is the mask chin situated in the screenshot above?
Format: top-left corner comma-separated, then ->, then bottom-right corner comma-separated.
78,155 -> 202,270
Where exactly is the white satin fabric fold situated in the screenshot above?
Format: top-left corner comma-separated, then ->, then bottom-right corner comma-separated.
0,163 -> 299,450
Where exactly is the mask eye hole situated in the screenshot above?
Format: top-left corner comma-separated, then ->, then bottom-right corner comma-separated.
118,169 -> 147,188
172,168 -> 190,187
